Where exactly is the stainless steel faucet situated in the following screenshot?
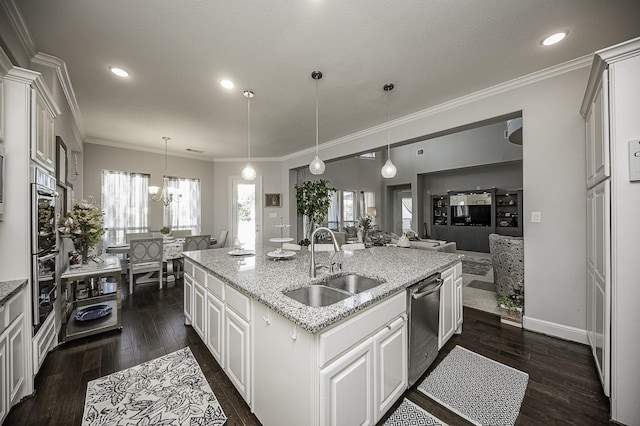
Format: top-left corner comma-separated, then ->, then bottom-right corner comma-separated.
309,226 -> 341,278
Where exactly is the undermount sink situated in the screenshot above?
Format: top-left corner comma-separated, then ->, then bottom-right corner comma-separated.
322,274 -> 385,294
283,274 -> 386,307
284,285 -> 352,307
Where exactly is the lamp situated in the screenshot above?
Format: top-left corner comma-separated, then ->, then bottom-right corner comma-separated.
149,136 -> 174,206
366,207 -> 377,217
241,90 -> 257,180
381,83 -> 397,179
309,71 -> 325,175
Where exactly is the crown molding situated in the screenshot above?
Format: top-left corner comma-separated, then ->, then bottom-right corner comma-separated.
5,67 -> 61,116
32,52 -> 87,140
213,157 -> 282,163
0,46 -> 13,76
282,54 -> 593,162
85,138 -> 216,162
0,0 -> 37,59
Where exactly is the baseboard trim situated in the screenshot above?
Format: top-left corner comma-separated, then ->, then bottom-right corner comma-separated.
523,315 -> 589,345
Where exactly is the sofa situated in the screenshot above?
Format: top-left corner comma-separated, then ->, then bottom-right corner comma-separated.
409,239 -> 457,253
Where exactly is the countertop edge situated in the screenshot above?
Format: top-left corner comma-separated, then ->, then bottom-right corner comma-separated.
0,279 -> 28,307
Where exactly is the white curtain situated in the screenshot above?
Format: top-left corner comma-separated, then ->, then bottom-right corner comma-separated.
327,191 -> 340,229
101,170 -> 149,245
167,177 -> 201,234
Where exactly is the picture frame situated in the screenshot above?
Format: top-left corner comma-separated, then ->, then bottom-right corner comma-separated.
265,193 -> 281,207
56,136 -> 68,185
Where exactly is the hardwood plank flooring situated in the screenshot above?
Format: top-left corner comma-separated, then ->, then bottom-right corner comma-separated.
6,280 -> 610,425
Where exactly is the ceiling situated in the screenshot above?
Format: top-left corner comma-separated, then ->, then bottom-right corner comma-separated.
12,0 -> 640,160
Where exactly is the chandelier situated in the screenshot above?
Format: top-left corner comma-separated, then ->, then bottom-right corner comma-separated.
149,136 -> 174,206
309,70 -> 326,175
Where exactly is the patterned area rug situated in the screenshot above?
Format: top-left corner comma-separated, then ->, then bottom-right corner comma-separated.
418,346 -> 528,426
82,347 -> 227,425
462,257 -> 493,275
467,279 -> 496,292
384,399 -> 448,426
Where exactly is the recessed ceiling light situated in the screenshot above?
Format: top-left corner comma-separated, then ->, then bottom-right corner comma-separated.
109,66 -> 130,78
541,32 -> 567,46
220,80 -> 235,89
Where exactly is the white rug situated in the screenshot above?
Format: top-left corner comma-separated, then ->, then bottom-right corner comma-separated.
418,346 -> 528,426
82,347 -> 227,425
384,398 -> 448,426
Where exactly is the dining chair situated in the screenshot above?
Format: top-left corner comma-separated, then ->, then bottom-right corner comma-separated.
125,231 -> 153,244
282,243 -> 302,251
171,229 -> 192,238
128,237 -> 164,293
184,234 -> 211,251
211,230 -> 228,248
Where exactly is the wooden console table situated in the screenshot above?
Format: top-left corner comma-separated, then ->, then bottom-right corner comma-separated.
59,255 -> 122,343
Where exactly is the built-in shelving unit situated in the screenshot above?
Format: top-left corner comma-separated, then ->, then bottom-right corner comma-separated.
495,190 -> 523,237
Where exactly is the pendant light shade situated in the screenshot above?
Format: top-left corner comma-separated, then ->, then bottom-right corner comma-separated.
309,71 -> 325,175
149,136 -> 174,206
381,83 -> 397,178
242,90 -> 256,180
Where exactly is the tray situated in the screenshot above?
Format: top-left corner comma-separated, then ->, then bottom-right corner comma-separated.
267,250 -> 296,259
74,304 -> 113,322
228,249 -> 255,256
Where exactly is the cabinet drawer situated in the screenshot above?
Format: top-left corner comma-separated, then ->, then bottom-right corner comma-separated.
319,291 -> 405,367
7,290 -> 25,327
193,264 -> 206,286
225,285 -> 251,322
184,260 -> 194,277
207,273 -> 225,300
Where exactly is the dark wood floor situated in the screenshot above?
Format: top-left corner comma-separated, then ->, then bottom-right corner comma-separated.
6,279 -> 610,426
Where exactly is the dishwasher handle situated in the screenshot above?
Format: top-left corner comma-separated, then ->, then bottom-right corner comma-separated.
411,278 -> 443,300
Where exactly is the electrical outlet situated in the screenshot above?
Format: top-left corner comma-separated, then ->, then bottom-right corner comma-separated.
531,212 -> 541,223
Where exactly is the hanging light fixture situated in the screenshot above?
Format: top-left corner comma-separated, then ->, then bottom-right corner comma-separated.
149,136 -> 174,206
309,70 -> 325,175
241,90 -> 257,180
381,83 -> 397,179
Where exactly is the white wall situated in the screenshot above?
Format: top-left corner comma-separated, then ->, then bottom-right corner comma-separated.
284,64 -> 591,340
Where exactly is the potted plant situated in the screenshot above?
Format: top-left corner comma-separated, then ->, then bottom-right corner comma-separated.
58,197 -> 105,264
295,179 -> 336,243
358,215 -> 372,243
496,287 -> 524,327
160,226 -> 171,236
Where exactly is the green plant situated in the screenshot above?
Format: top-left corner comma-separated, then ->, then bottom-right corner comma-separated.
58,197 -> 105,263
497,287 -> 524,310
298,238 -> 311,247
295,179 -> 336,241
160,226 -> 171,235
359,216 -> 372,234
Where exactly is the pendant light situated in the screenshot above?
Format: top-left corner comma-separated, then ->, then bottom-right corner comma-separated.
241,90 -> 257,180
309,71 -> 325,175
149,136 -> 174,206
381,83 -> 397,178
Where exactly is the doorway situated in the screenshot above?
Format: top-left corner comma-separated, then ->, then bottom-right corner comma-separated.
230,177 -> 263,250
390,185 -> 412,236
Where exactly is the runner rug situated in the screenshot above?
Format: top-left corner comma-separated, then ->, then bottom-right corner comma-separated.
418,346 -> 528,426
82,347 -> 227,425
384,398 -> 448,426
461,257 -> 493,276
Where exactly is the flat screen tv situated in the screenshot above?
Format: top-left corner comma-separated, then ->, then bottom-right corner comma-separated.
451,205 -> 491,227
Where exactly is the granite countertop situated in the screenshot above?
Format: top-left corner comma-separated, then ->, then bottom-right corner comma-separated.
184,246 -> 462,333
0,279 -> 28,307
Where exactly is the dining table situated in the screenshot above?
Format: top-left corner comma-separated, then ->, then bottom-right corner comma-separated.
105,237 -> 217,284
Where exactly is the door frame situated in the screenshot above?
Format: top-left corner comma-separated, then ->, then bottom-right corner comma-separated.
228,176 -> 263,249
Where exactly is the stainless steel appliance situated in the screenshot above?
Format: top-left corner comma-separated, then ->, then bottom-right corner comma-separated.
407,273 -> 442,386
31,166 -> 59,333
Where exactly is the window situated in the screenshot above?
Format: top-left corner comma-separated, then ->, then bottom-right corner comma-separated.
101,170 -> 149,245
327,189 -> 375,230
167,177 -> 201,233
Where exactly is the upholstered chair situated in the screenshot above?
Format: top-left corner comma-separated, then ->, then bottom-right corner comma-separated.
128,237 -> 164,293
488,234 -> 524,297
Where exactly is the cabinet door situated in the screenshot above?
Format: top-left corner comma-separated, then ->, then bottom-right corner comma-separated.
184,275 -> 193,324
320,337 -> 374,426
586,69 -> 610,187
193,282 -> 206,339
225,307 -> 250,402
587,181 -> 610,395
374,317 -> 407,423
7,318 -> 24,405
31,89 -> 55,171
438,267 -> 455,349
454,275 -> 463,331
0,78 -> 5,142
0,334 -> 7,423
206,293 -> 224,366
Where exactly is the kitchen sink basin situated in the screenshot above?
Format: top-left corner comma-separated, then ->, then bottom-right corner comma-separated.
284,285 -> 352,307
322,274 -> 385,294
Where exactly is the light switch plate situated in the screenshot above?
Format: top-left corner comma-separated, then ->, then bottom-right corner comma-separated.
629,139 -> 640,182
531,212 -> 541,223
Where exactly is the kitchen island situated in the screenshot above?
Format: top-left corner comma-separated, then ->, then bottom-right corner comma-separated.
183,246 -> 463,426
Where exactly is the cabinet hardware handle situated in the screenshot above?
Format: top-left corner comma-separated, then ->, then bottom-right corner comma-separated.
262,316 -> 271,325
290,325 -> 298,341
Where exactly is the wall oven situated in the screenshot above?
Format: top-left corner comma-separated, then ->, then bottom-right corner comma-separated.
31,166 -> 59,333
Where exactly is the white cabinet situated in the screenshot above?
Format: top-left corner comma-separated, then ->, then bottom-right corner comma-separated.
320,337 -> 375,426
224,307 -> 250,401
253,291 -> 407,426
32,308 -> 55,374
183,275 -> 193,325
30,88 -> 56,172
206,293 -> 224,365
1,286 -> 27,425
192,281 -> 206,339
585,69 -> 610,188
0,77 -> 5,142
438,263 -> 462,349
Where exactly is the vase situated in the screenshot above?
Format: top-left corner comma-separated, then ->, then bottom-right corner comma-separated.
80,243 -> 90,264
499,305 -> 523,328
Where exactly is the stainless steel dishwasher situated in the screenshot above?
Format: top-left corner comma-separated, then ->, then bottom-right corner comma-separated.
407,273 -> 443,386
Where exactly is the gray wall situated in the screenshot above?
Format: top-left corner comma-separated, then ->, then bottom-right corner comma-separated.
83,143 -> 215,234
